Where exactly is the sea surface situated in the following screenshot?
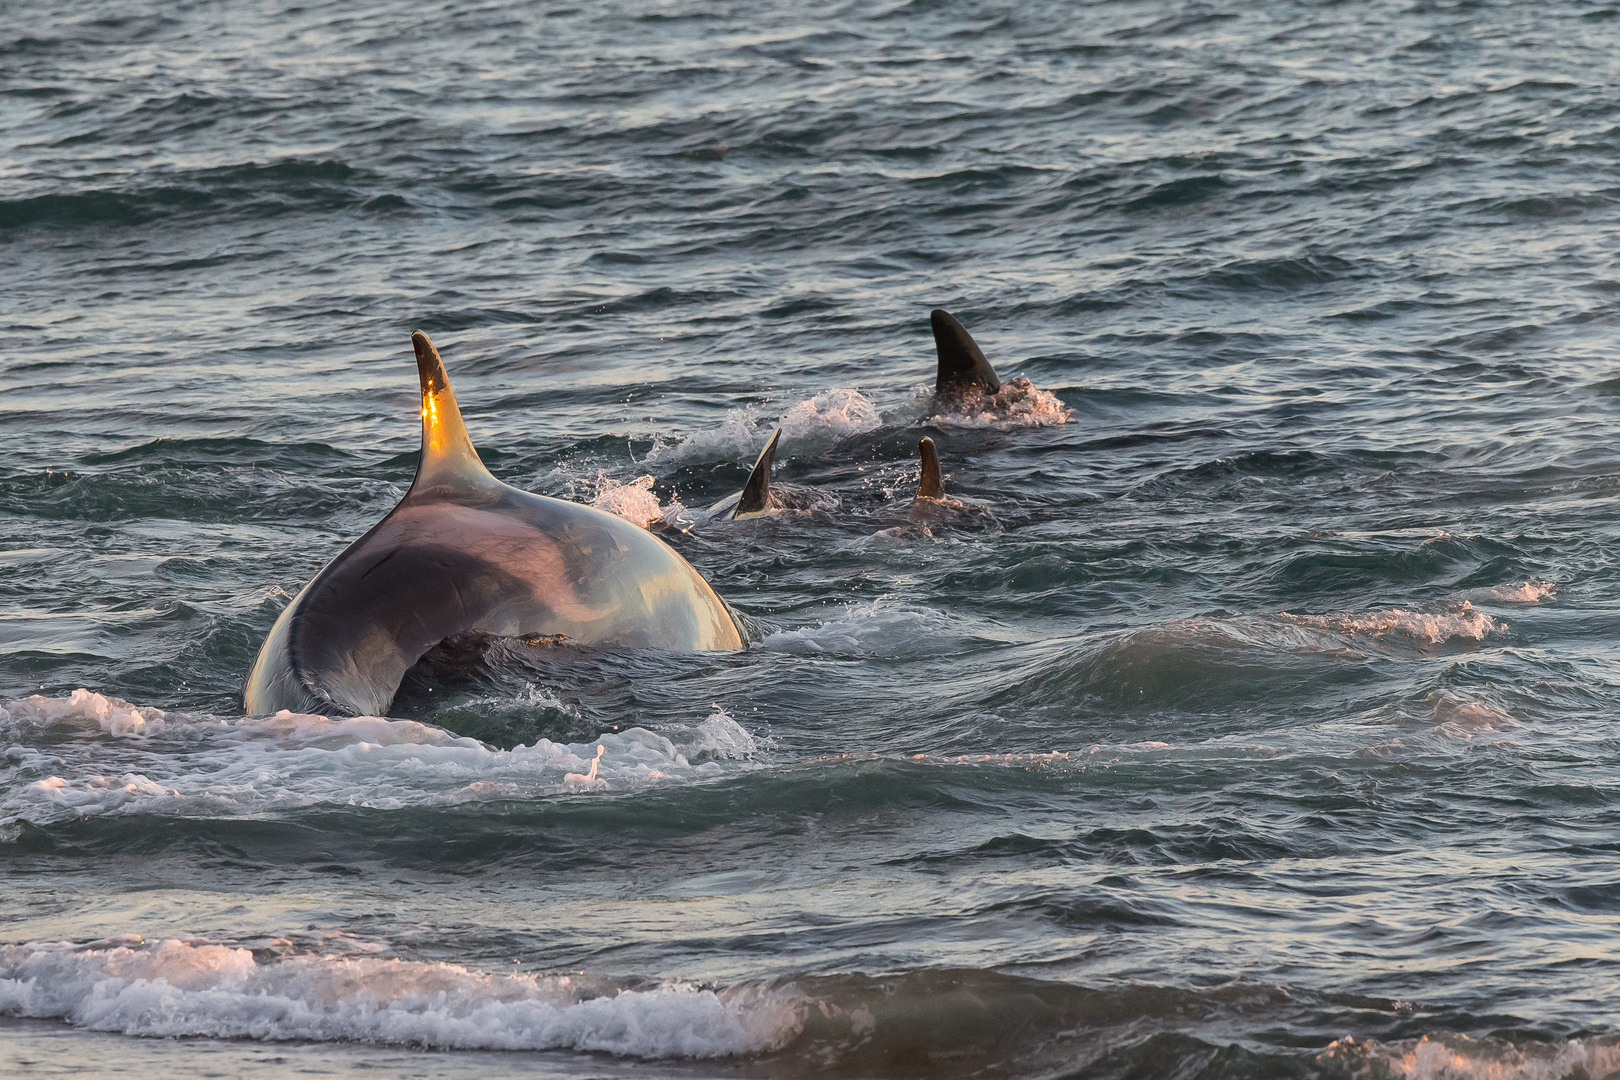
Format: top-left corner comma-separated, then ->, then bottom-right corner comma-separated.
5,0 -> 1620,1076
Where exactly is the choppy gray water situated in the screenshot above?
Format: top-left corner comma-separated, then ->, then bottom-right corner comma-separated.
5,1 -> 1620,1076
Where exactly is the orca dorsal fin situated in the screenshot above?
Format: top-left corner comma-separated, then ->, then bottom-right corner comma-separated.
410,331 -> 496,494
915,437 -> 944,501
931,309 -> 1002,399
733,428 -> 782,518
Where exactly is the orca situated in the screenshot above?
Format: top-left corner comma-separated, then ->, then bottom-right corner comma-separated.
906,436 -> 995,528
931,309 -> 1003,406
243,331 -> 745,718
914,437 -> 945,502
705,428 -> 782,520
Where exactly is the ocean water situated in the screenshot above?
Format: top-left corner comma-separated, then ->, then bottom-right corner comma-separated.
5,0 -> 1620,1076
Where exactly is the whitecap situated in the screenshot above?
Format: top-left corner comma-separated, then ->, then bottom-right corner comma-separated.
1457,580 -> 1556,605
0,938 -> 805,1057
1319,1032 -> 1620,1080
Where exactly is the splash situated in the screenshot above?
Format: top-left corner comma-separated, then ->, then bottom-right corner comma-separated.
0,939 -> 805,1057
641,388 -> 881,466
572,471 -> 686,530
641,406 -> 766,466
777,388 -> 882,441
666,706 -> 758,761
563,744 -> 605,789
929,377 -> 1073,429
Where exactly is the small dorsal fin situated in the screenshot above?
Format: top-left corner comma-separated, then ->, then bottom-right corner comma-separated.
931,309 -> 1002,399
733,429 -> 782,518
915,437 -> 944,501
410,331 -> 495,493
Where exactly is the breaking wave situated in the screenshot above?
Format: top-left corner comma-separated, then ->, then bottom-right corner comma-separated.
0,939 -> 803,1057
1318,1033 -> 1620,1080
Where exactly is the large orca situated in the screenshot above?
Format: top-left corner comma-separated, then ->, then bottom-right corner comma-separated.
931,308 -> 1003,406
244,332 -> 745,717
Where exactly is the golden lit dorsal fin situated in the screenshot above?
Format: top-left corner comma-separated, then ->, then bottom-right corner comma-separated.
410,331 -> 497,494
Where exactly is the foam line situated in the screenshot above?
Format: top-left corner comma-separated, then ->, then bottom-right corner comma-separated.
0,939 -> 804,1057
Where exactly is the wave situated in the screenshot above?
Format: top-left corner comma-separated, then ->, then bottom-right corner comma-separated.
0,691 -> 761,826
757,601 -> 1006,660
1010,603 -> 1508,710
0,160 -> 384,232
10,948 -> 1586,1077
0,939 -> 801,1057
1428,691 -> 1519,736
777,387 -> 883,440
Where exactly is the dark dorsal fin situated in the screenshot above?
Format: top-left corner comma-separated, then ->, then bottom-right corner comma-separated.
915,437 -> 944,501
410,331 -> 496,494
931,309 -> 1002,398
733,428 -> 782,518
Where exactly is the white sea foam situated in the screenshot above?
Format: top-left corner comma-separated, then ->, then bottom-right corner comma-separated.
928,377 -> 1073,428
1277,603 -> 1502,648
3,687 -> 172,737
0,690 -> 762,826
1457,580 -> 1556,605
571,471 -> 687,530
641,407 -> 763,466
0,938 -> 804,1057
642,388 -> 881,466
777,388 -> 882,441
1320,1033 -> 1620,1080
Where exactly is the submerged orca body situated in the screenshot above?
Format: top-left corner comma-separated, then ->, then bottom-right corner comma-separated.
244,332 -> 745,717
930,308 -> 1003,407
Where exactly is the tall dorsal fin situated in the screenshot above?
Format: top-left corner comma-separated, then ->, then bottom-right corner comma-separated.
410,331 -> 495,493
915,437 -> 944,501
931,309 -> 1002,399
733,428 -> 782,518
